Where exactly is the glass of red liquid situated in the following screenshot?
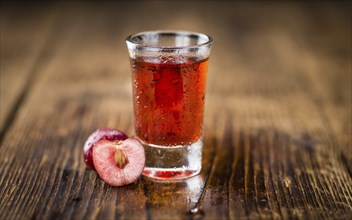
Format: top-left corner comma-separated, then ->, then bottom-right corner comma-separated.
126,31 -> 212,180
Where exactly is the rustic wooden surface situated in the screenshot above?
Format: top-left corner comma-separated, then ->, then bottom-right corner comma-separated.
1,1 -> 351,219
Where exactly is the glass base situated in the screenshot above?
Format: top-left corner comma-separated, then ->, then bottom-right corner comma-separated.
141,139 -> 202,180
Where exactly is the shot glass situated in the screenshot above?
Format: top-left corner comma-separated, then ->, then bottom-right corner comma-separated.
126,30 -> 212,180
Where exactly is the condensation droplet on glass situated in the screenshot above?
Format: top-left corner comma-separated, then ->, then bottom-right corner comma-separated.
171,78 -> 180,85
152,72 -> 160,83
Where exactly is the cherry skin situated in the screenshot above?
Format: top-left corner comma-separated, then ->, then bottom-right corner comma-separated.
83,128 -> 128,170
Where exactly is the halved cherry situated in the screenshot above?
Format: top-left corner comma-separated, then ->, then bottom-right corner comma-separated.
83,128 -> 128,169
93,138 -> 145,186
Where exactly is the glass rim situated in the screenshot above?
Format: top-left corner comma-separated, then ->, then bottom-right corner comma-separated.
125,30 -> 213,50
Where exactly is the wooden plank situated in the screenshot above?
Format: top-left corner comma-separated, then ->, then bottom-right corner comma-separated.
0,1 -> 351,220
0,2 -> 59,135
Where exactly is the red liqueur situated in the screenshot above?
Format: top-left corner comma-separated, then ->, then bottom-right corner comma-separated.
131,56 -> 208,146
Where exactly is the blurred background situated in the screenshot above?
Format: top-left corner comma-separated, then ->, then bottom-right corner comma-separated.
1,0 -> 350,133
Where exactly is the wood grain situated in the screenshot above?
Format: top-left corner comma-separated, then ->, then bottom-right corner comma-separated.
0,2 -> 60,134
0,1 -> 351,219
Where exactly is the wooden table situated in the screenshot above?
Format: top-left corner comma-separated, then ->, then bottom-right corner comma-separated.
1,1 -> 351,219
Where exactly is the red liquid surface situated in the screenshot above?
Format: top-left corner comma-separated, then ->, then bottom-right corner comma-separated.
131,56 -> 208,146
